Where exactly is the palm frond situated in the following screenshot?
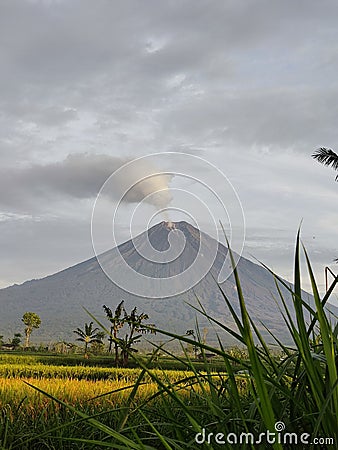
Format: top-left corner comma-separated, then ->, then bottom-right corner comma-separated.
312,147 -> 338,171
73,328 -> 85,338
90,337 -> 104,344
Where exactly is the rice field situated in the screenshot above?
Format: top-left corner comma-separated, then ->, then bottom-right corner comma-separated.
0,376 -> 156,412
0,354 -> 240,449
0,353 -> 208,411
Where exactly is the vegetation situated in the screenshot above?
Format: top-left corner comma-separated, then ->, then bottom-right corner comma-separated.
10,334 -> 22,350
312,146 -> 338,265
0,234 -> 337,449
103,301 -> 156,367
103,301 -> 125,364
0,355 -> 194,382
22,312 -> 41,349
312,147 -> 338,181
73,322 -> 104,358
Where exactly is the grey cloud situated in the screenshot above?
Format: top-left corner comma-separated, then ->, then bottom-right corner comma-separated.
2,0 -> 338,165
0,154 -> 113,210
2,1 -> 337,95
0,213 -> 93,286
3,103 -> 78,127
160,85 -> 338,152
0,153 -> 173,212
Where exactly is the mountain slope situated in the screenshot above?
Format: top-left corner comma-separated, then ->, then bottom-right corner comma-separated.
0,221 -> 330,345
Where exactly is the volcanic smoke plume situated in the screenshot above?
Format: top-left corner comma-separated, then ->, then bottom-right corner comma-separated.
112,158 -> 173,209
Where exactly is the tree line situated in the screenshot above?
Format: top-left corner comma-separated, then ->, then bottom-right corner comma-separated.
1,302 -> 155,368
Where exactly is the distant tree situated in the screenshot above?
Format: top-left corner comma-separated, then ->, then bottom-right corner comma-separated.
22,312 -> 41,348
202,327 -> 209,345
103,301 -> 125,365
90,331 -> 106,355
37,344 -> 49,352
96,331 -> 106,342
53,341 -> 74,354
186,329 -> 198,358
104,302 -> 155,367
120,307 -> 155,367
0,335 -> 3,347
312,147 -> 338,180
73,322 -> 103,358
186,328 -> 208,358
11,333 -> 22,349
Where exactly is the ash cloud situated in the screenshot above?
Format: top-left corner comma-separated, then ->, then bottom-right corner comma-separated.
113,159 -> 173,208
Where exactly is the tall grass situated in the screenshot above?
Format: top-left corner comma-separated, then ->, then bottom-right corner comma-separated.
1,233 -> 337,449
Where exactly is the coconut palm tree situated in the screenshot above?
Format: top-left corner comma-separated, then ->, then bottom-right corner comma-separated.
73,322 -> 103,358
312,147 -> 338,180
312,147 -> 338,264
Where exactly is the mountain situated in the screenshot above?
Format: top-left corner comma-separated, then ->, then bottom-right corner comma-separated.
0,221 -> 332,345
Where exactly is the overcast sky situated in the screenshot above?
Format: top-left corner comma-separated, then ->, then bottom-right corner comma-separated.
1,0 -> 338,305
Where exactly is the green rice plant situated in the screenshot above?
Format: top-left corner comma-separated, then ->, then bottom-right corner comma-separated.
0,360 -> 194,383
0,354 -> 38,365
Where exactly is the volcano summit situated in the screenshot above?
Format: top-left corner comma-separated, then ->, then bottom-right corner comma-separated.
0,221 -> 326,344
